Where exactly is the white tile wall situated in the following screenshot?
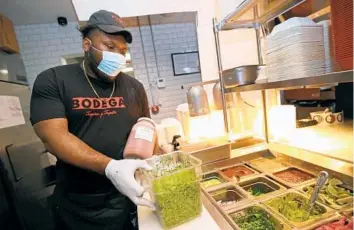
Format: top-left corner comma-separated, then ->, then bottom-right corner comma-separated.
15,22 -> 201,122
15,22 -> 83,88
129,23 -> 201,122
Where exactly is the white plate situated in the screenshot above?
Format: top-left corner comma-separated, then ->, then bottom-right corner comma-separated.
270,17 -> 319,36
266,42 -> 324,55
268,27 -> 323,42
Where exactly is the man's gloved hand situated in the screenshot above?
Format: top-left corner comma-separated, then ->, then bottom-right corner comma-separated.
105,159 -> 155,210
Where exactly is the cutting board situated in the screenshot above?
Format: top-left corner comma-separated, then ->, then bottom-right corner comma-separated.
138,205 -> 220,230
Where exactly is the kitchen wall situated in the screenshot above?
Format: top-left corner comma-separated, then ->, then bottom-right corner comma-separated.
71,0 -> 219,83
129,22 -> 201,121
14,22 -> 83,88
14,21 -> 201,122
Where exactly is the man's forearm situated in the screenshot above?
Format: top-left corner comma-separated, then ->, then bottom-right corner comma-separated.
34,119 -> 111,174
43,133 -> 111,174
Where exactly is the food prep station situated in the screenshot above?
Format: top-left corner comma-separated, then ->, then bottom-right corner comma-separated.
134,0 -> 353,229
181,0 -> 354,229
197,149 -> 353,230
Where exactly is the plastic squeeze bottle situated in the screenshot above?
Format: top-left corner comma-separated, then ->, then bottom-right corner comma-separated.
123,117 -> 157,159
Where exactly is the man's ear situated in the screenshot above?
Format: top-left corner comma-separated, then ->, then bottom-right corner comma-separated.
82,38 -> 91,52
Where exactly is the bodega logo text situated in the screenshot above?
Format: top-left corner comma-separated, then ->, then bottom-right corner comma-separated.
72,97 -> 125,110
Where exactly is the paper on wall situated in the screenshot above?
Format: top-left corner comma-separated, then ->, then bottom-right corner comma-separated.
0,96 -> 25,129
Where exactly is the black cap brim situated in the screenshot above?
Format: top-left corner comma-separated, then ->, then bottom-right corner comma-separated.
97,25 -> 132,43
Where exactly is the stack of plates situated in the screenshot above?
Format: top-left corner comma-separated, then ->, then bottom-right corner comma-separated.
265,17 -> 325,82
317,20 -> 337,73
330,0 -> 353,70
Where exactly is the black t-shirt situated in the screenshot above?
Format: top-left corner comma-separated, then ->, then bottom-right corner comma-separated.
30,63 -> 150,194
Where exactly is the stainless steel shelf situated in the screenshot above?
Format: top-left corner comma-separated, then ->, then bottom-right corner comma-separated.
224,70 -> 353,93
217,0 -> 307,30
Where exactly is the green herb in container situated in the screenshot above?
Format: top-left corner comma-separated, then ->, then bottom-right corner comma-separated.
141,152 -> 202,229
230,206 -> 280,230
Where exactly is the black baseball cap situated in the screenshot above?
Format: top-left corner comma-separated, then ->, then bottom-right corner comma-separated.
87,10 -> 132,43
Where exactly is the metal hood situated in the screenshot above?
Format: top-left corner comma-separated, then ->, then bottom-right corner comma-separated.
0,51 -> 28,85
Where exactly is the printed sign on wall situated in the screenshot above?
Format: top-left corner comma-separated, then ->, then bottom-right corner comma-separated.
0,96 -> 25,129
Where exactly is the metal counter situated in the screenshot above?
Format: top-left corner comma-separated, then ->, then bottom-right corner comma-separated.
197,145 -> 354,230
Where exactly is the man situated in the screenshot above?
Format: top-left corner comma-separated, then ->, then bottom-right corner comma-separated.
30,10 -> 157,230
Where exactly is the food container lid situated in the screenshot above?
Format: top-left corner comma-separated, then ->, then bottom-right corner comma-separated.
142,151 -> 202,181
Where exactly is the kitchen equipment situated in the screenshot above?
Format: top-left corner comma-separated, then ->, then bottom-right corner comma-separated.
160,117 -> 184,144
156,124 -> 168,146
171,135 -> 181,151
310,109 -> 344,125
160,135 -> 182,154
212,81 -> 223,110
176,103 -> 190,141
0,52 -> 27,85
213,81 -> 243,134
187,86 -> 210,117
222,65 -> 261,88
123,117 -> 157,159
255,65 -> 267,83
156,77 -> 165,88
212,81 -> 237,110
307,171 -> 329,218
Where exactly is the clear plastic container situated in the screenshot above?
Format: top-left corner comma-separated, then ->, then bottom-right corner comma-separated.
124,117 -> 157,159
141,151 -> 202,229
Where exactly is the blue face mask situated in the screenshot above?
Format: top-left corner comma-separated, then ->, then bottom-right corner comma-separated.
91,45 -> 126,77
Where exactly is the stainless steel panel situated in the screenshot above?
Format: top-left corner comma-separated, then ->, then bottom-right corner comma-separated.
0,51 -> 27,85
181,140 -> 231,165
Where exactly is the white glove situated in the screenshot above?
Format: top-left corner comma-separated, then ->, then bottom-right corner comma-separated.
105,159 -> 155,210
